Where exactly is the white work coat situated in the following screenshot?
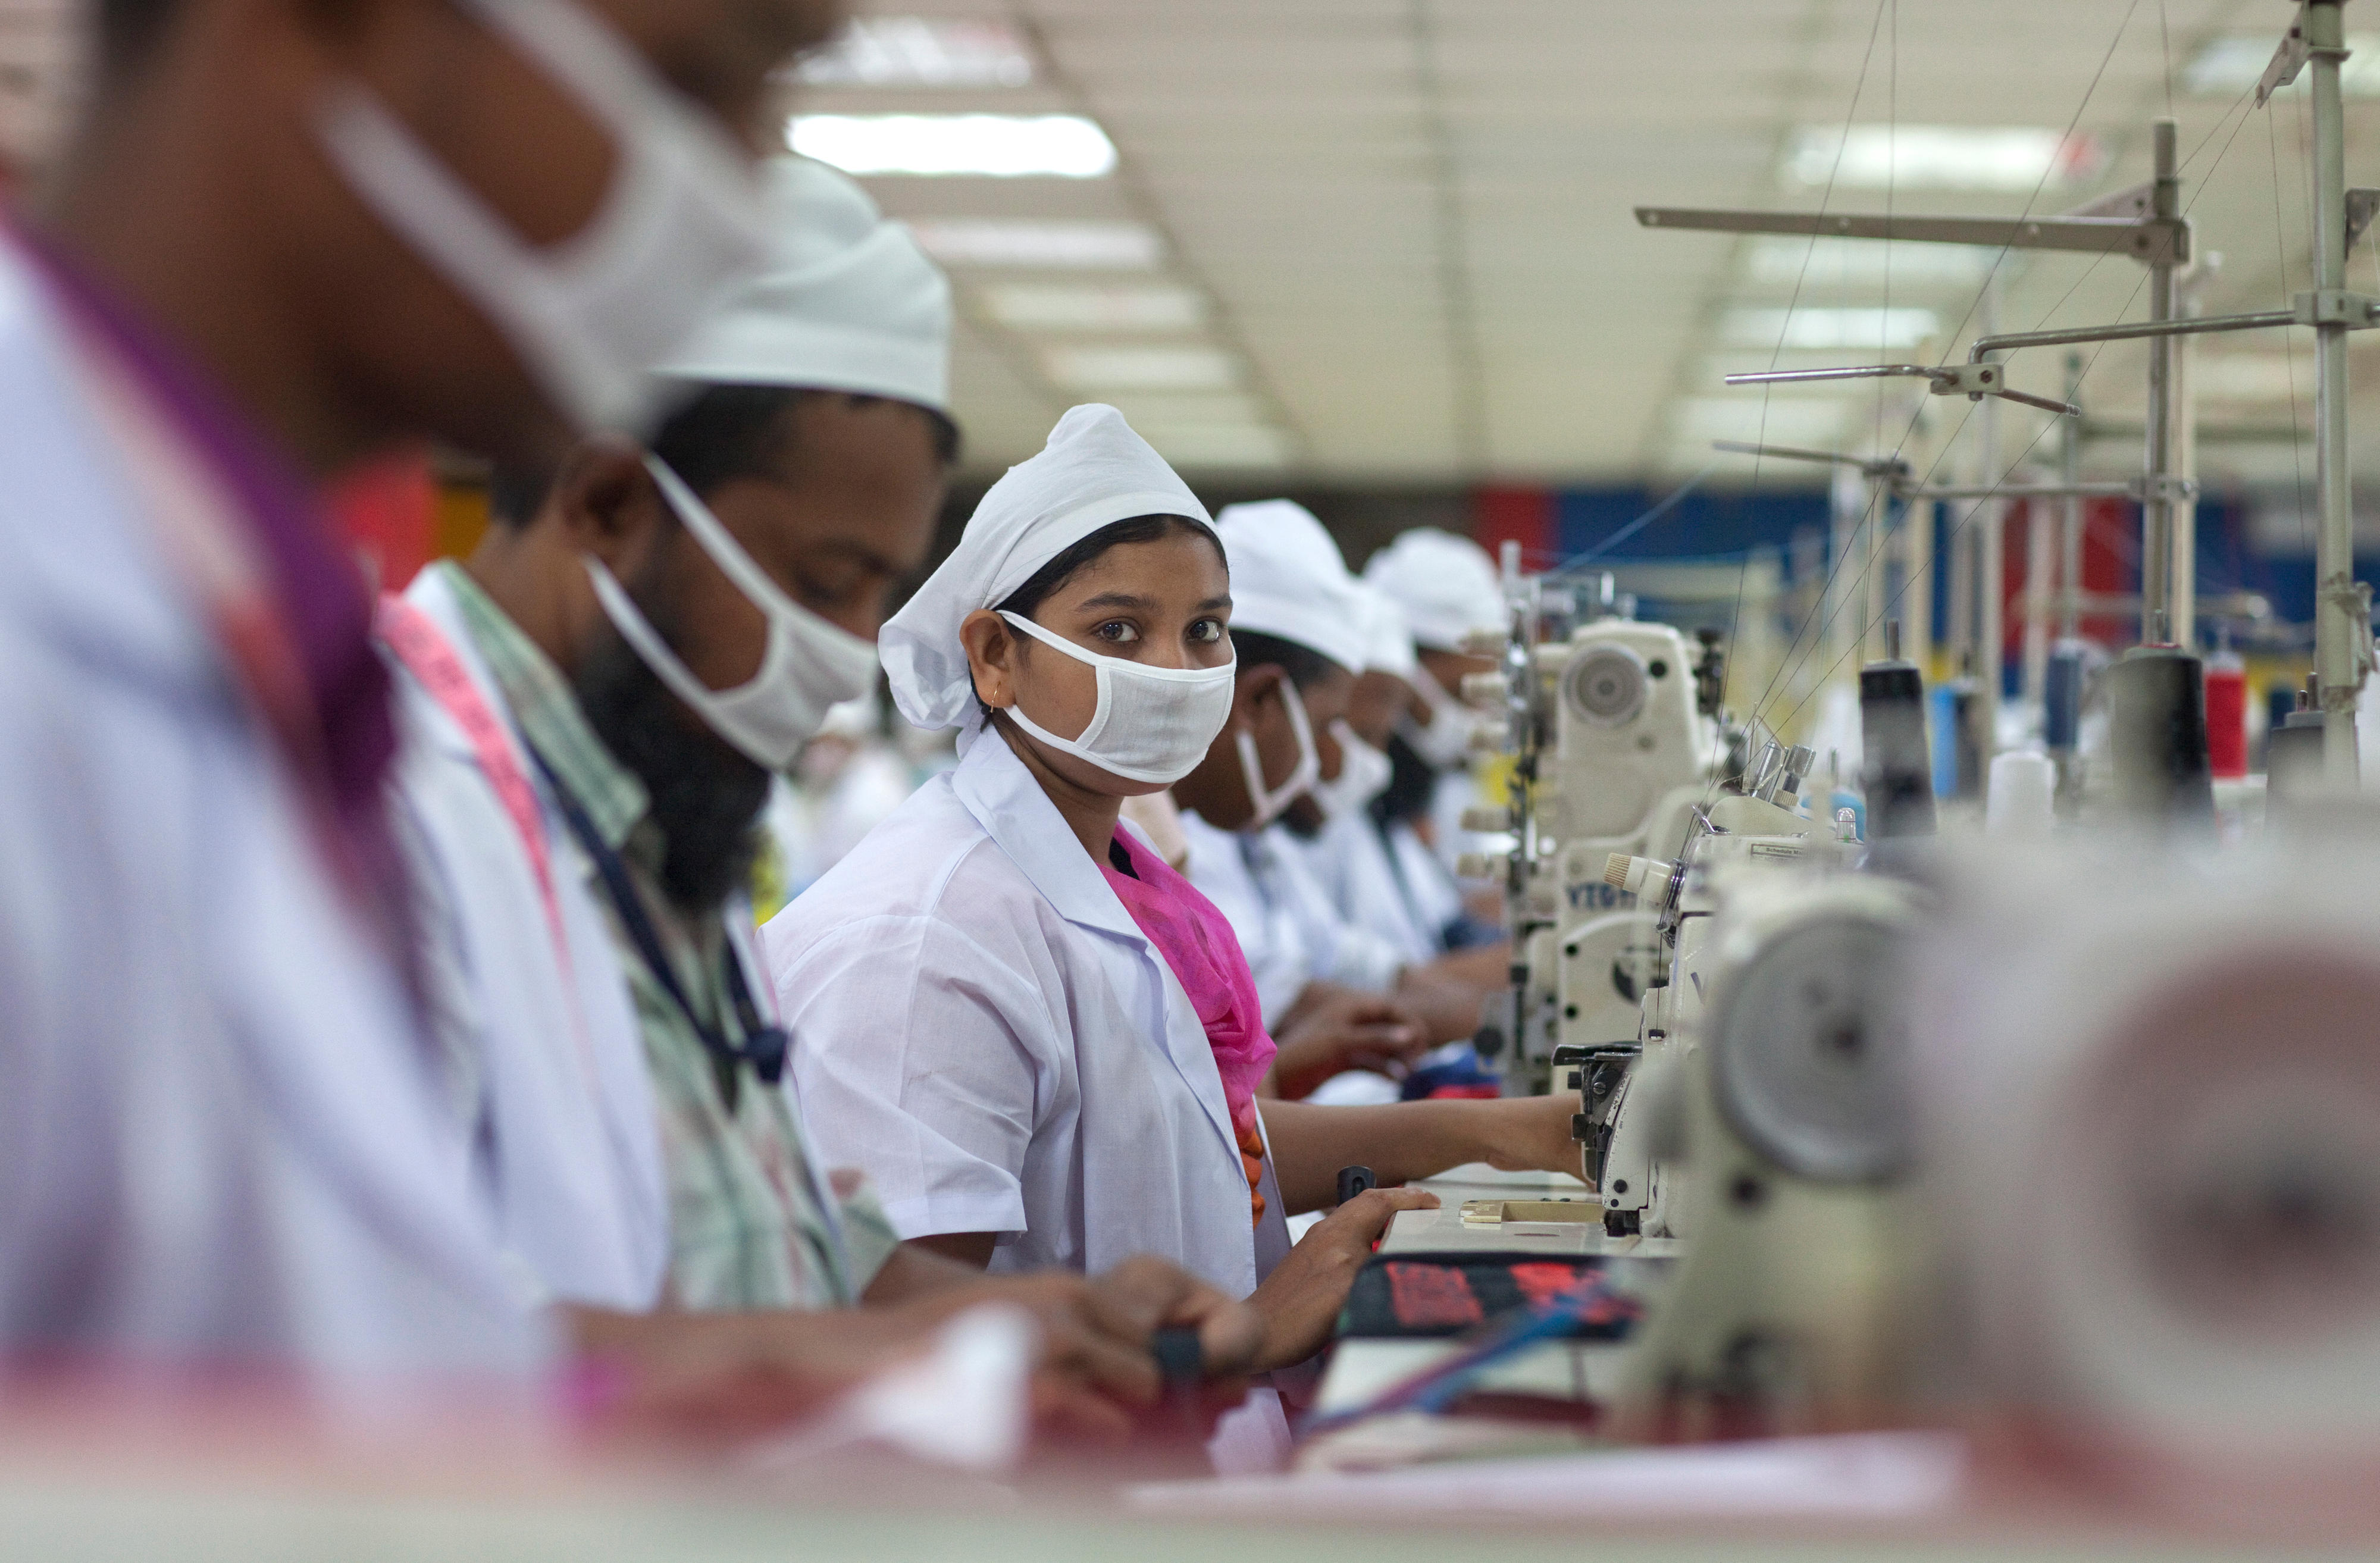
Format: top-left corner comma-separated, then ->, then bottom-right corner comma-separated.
1298,810 -> 1446,969
768,734 -> 1281,1293
386,568 -> 669,1313
766,734 -> 1295,1468
0,242 -> 542,1385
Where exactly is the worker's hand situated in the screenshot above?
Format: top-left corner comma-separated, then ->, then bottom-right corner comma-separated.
1270,988 -> 1429,1098
1477,1092 -> 1589,1181
1248,1187 -> 1437,1369
1393,972 -> 1495,1046
1418,941 -> 1512,992
562,1303 -> 928,1448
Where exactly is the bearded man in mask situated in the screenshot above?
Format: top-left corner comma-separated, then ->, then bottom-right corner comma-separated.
411,158 -> 1258,1426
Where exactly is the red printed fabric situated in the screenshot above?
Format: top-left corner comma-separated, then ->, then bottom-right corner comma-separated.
1385,1262 -> 1486,1330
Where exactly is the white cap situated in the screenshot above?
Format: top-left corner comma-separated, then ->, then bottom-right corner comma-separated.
1355,584 -> 1418,679
1363,527 -> 1505,652
1213,500 -> 1368,676
656,156 -> 953,414
881,405 -> 1210,731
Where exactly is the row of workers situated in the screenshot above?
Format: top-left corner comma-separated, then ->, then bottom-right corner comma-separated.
0,0 -> 1573,1470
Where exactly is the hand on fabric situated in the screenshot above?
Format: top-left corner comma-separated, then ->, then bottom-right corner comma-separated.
1269,987 -> 1429,1099
1248,1186 -> 1438,1369
1479,1090 -> 1589,1181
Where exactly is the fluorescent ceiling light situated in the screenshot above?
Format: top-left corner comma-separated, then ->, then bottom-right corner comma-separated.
1104,393 -> 1269,426
1723,306 -> 1940,350
981,284 -> 1205,332
1043,346 -> 1239,391
794,18 -> 1034,87
907,219 -> 1163,270
1137,424 -> 1295,468
1785,125 -> 2103,192
1681,398 -> 1850,448
789,114 -> 1116,178
1743,235 -> 1998,287
2185,34 -> 2380,96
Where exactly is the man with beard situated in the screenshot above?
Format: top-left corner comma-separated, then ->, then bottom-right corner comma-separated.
392,158 -> 1258,1421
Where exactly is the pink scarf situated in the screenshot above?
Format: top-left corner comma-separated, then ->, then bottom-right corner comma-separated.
1099,826 -> 1278,1152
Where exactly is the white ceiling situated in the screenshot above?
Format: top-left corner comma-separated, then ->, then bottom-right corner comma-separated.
796,0 -> 2380,492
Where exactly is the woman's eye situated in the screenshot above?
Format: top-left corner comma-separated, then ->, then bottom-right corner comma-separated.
1188,619 -> 1225,644
1094,620 -> 1140,644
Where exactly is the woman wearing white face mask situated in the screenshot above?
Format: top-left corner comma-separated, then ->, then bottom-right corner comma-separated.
765,407 -> 1583,1471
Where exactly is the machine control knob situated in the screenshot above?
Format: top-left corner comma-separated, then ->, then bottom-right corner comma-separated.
1460,671 -> 1510,708
1468,723 -> 1510,754
1603,853 -> 1674,898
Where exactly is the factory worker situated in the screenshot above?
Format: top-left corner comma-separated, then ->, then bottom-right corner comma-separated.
1364,527 -> 1510,877
448,165 -> 1258,1416
1172,503 -> 1504,1093
0,0 -> 845,1388
766,405 -> 1583,1465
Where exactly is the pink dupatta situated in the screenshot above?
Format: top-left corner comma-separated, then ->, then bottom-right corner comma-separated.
1100,826 -> 1278,1225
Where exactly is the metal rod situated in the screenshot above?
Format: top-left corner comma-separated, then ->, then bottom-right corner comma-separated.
1633,206 -> 2182,261
2310,0 -> 2365,784
2143,119 -> 2179,646
1709,438 -> 1905,477
2060,353 -> 2085,640
1965,307 -> 2298,362
1978,278 -> 2004,762
1903,481 -> 2140,500
1725,364 -> 1938,386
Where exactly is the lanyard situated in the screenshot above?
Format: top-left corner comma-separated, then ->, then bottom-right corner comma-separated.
529,747 -> 787,1090
379,594 -> 572,968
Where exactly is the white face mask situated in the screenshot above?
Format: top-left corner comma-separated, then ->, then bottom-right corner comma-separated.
312,0 -> 773,436
1235,679 -> 1322,831
1312,718 -> 1394,821
995,612 -> 1236,787
584,456 -> 881,772
1403,662 -> 1480,770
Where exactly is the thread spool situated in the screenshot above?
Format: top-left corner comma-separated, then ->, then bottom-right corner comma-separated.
2044,640 -> 2087,753
1929,684 -> 1962,798
2204,648 -> 2247,781
1985,751 -> 2056,837
2266,675 -> 2326,820
2105,647 -> 2215,823
1861,656 -> 1937,839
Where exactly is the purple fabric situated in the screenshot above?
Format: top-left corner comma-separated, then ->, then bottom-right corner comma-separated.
17,232 -> 403,905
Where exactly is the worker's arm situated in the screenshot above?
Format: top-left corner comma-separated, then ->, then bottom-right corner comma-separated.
1260,1093 -> 1582,1215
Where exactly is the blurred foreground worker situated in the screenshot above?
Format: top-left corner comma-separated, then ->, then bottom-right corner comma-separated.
768,407 -> 1584,1468
1173,503 -> 1501,1096
1363,528 -> 1510,882
0,0 -> 843,1386
453,163 -> 1260,1420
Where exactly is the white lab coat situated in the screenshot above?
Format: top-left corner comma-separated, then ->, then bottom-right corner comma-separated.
386,567 -> 669,1313
1297,810 -> 1443,969
0,243 -> 543,1385
765,734 -> 1296,1467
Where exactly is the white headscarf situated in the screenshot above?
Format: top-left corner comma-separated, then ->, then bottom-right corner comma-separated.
654,156 -> 953,413
1363,527 -> 1505,653
881,404 -> 1211,731
1211,500 -> 1368,676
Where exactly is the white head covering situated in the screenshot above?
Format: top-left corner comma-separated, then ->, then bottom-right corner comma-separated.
881,405 -> 1211,730
1355,584 -> 1418,679
1212,500 -> 1368,676
1363,527 -> 1505,652
656,157 -> 953,413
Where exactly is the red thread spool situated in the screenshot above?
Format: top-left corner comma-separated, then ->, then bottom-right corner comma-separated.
2204,654 -> 2247,779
